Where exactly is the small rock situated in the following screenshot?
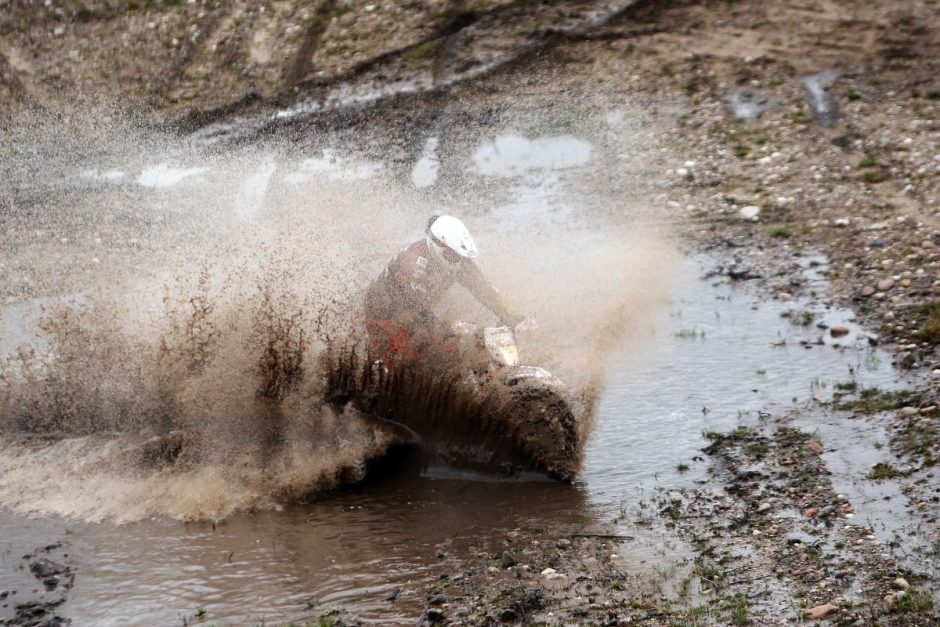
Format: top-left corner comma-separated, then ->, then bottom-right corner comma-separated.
429,594 -> 446,606
757,502 -> 772,513
806,602 -> 838,620
899,407 -> 918,417
920,406 -> 936,414
830,325 -> 850,337
426,608 -> 445,623
899,278 -> 912,287
28,559 -> 68,590
500,551 -> 516,569
500,608 -> 517,622
555,539 -> 571,550
676,167 -> 689,177
877,278 -> 895,291
834,218 -> 850,227
807,441 -> 824,454
893,577 -> 911,590
739,205 -> 761,221
803,507 -> 820,518
861,286 -> 876,297
866,333 -> 880,346
540,567 -> 557,577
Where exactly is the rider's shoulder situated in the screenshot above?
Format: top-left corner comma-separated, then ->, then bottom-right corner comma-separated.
399,238 -> 429,259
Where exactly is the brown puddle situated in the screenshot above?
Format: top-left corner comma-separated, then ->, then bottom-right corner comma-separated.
0,457 -> 590,625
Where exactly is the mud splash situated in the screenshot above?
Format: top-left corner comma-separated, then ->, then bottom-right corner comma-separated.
0,105 -> 674,523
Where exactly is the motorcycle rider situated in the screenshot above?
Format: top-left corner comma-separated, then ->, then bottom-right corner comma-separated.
365,214 -> 523,362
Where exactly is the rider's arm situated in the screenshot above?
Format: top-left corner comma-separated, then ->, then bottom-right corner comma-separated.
457,260 -> 523,327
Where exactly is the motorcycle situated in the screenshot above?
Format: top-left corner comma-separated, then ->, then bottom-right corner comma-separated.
324,321 -> 583,481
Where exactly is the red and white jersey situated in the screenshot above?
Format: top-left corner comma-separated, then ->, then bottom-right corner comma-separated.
366,238 -> 515,325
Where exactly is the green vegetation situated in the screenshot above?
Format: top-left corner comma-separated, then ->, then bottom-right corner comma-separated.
867,462 -> 901,480
403,40 -> 440,62
835,387 -> 912,414
834,381 -> 858,393
847,89 -> 862,101
893,588 -> 935,613
676,463 -> 690,473
858,156 -> 878,168
912,303 -> 940,344
790,110 -> 811,124
781,309 -> 814,326
745,442 -> 769,458
862,170 -> 889,183
733,144 -> 749,158
770,227 -> 792,238
704,426 -> 756,442
892,418 -> 939,468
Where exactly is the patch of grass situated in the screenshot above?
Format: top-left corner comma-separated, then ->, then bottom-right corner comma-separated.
733,144 -> 749,158
781,310 -> 814,326
912,302 -> 940,344
770,227 -> 792,238
834,381 -> 858,393
835,387 -> 912,414
403,40 -> 440,62
858,156 -> 878,168
893,588 -> 935,613
676,463 -> 690,473
862,170 -> 889,183
790,110 -> 811,124
694,560 -> 722,591
847,89 -> 862,101
892,417 -> 939,466
745,442 -> 770,458
925,90 -> 940,100
867,462 -> 901,480
730,601 -> 750,626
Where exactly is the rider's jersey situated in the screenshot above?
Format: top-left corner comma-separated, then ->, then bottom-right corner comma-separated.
365,238 -> 516,326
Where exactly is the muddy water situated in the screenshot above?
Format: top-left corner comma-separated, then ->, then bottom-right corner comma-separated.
0,469 -> 587,625
0,119 -> 907,624
586,256 -> 901,506
0,254 -> 904,625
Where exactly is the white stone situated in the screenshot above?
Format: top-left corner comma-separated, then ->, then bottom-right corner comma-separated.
739,205 -> 761,221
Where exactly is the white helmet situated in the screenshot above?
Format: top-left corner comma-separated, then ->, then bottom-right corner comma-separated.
427,215 -> 479,260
